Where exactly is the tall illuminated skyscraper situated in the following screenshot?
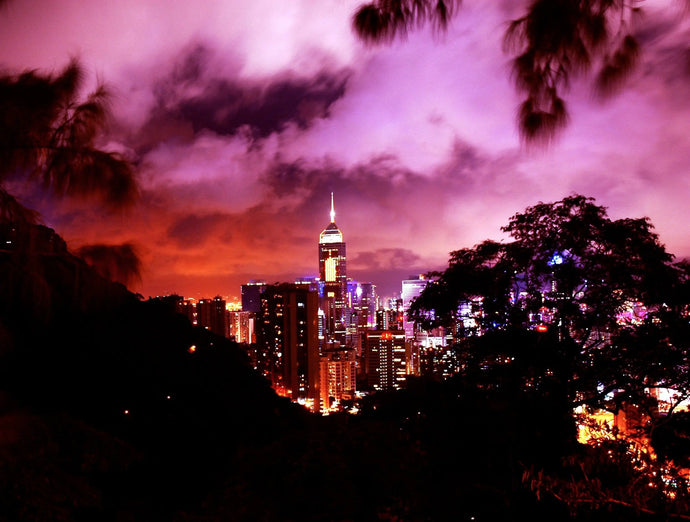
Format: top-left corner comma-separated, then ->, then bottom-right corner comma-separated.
318,193 -> 347,345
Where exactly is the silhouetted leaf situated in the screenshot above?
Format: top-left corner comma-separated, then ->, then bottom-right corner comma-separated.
0,188 -> 39,225
595,35 -> 640,99
76,243 -> 141,286
0,59 -> 137,209
353,0 -> 461,43
353,0 -> 660,144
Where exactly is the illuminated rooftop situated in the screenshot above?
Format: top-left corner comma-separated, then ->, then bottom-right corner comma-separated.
320,222 -> 343,244
319,193 -> 344,244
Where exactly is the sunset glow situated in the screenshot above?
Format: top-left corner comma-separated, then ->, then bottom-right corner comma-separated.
1,1 -> 688,298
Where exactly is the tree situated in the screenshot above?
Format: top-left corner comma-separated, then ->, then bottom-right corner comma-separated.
0,59 -> 136,210
409,194 -> 690,517
409,195 -> 690,416
353,0 -> 685,144
0,59 -> 140,288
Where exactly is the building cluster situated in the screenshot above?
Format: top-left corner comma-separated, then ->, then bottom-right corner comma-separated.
174,195 -> 456,413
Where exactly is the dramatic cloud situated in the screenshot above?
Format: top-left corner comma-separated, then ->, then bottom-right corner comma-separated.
1,0 -> 688,300
351,248 -> 423,271
140,43 -> 351,144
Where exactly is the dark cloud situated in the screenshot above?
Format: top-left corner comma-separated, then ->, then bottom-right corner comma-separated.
177,72 -> 349,136
134,114 -> 196,151
351,248 -> 422,271
168,42 -> 209,84
264,154 -> 427,203
167,212 -> 231,247
435,140 -> 487,184
137,43 -> 351,149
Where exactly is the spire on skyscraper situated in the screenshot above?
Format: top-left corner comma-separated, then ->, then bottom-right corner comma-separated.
320,193 -> 343,244
318,191 -> 347,348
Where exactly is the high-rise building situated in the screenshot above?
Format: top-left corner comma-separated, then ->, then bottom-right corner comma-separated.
318,193 -> 347,346
363,330 -> 407,391
197,296 -> 226,337
401,275 -> 429,338
258,283 -> 321,411
320,346 -> 357,412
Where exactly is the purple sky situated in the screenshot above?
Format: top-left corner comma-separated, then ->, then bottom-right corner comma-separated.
1,0 -> 688,299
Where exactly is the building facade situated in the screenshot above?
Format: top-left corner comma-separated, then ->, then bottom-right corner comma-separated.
363,329 -> 407,391
320,347 -> 357,412
258,283 -> 321,410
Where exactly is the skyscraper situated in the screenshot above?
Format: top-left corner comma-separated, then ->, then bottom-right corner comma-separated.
318,193 -> 347,346
258,283 -> 321,411
363,330 -> 407,391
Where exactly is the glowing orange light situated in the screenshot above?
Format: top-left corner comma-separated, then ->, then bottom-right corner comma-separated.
188,345 -> 197,353
381,331 -> 393,340
272,384 -> 290,398
536,324 -> 548,333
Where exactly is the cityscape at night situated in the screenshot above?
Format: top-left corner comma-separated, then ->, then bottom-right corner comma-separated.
1,0 -> 690,520
173,194 -> 436,413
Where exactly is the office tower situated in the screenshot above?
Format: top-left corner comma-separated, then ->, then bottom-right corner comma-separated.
318,193 -> 347,346
363,330 -> 407,391
401,275 -> 429,338
241,280 -> 266,314
258,284 -> 321,411
197,296 -> 226,337
320,347 -> 357,411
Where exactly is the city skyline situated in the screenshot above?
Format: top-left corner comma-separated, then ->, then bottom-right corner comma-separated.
0,1 -> 688,299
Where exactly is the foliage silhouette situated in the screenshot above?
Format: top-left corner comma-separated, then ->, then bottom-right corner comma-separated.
408,194 -> 690,518
353,0 -> 685,144
410,195 -> 687,409
0,59 -> 136,208
0,59 -> 141,290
